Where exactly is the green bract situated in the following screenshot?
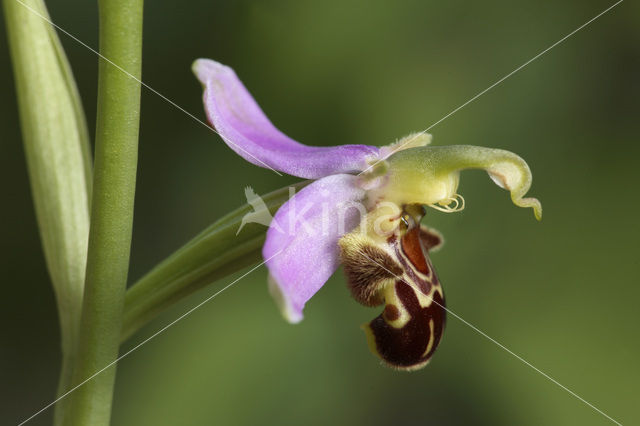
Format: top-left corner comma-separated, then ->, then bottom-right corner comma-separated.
4,0 -> 92,384
4,1 -> 93,422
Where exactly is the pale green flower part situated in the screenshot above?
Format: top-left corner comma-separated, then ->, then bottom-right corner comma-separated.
370,144 -> 542,220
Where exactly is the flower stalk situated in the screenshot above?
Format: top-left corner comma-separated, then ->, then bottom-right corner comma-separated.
66,0 -> 143,424
121,182 -> 308,342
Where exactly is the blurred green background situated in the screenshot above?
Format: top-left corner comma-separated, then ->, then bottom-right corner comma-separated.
2,0 -> 639,424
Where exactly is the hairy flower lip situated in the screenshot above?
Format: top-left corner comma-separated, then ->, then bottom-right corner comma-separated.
346,213 -> 447,371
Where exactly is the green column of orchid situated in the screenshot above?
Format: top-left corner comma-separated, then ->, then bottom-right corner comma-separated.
66,0 -> 143,424
374,145 -> 542,220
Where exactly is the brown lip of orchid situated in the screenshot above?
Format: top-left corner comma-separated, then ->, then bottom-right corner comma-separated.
194,58 -> 541,370
340,205 -> 446,370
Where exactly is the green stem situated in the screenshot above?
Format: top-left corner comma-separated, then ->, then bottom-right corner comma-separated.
67,0 -> 143,424
121,182 -> 308,342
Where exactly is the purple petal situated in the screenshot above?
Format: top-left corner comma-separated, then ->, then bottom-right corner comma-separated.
193,59 -> 379,178
263,174 -> 366,322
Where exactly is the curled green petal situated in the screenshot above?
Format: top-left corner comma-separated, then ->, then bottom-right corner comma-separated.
374,145 -> 542,220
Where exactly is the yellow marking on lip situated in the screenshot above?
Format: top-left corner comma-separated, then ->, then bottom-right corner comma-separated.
422,319 -> 435,357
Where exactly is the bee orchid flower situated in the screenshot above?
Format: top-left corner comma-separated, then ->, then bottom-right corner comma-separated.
193,59 -> 541,370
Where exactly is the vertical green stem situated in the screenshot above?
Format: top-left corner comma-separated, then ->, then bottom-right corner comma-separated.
67,0 -> 143,424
